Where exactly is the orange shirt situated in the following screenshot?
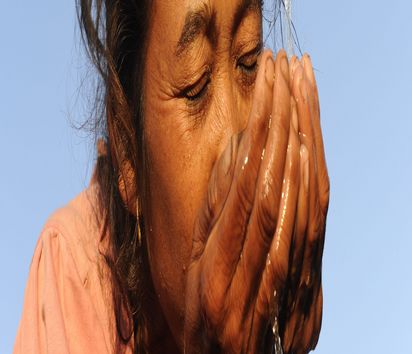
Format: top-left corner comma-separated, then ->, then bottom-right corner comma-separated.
13,182 -> 133,353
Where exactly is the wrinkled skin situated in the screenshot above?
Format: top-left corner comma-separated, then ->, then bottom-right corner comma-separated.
135,0 -> 329,352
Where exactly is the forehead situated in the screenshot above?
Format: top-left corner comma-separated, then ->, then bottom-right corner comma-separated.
149,0 -> 261,51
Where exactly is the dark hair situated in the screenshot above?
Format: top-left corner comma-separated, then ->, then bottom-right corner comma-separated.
76,0 -> 152,352
76,1 -> 296,352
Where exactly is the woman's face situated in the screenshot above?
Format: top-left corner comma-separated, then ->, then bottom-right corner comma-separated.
143,0 -> 262,343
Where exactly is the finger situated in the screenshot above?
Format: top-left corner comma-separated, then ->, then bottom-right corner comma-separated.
293,62 -> 322,242
268,100 -> 300,302
290,65 -> 324,354
311,284 -> 323,349
282,61 -> 325,354
249,103 -> 301,352
301,57 -> 327,318
200,50 -> 275,320
289,141 -> 309,301
282,142 -> 309,354
301,284 -> 322,351
232,50 -> 291,309
282,302 -> 301,353
292,65 -> 322,312
287,282 -> 315,354
191,134 -> 239,261
302,54 -> 330,215
289,55 -> 299,90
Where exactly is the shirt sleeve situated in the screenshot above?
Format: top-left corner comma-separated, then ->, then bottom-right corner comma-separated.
13,227 -> 111,354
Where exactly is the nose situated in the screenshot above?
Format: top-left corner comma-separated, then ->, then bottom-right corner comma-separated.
211,78 -> 243,162
214,50 -> 269,160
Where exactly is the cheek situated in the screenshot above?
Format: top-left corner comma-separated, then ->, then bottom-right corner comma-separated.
144,97 -> 209,252
141,43 -> 256,329
143,91 -> 213,325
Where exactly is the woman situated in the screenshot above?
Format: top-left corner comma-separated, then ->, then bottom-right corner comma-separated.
14,0 -> 329,353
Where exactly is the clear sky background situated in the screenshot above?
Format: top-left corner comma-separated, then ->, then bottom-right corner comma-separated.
1,1 -> 411,353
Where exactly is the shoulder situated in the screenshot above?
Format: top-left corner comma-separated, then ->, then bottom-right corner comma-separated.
14,182 -> 120,354
40,183 -> 105,284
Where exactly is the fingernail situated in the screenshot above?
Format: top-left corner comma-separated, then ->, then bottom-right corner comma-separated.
265,55 -> 275,86
290,56 -> 297,78
291,99 -> 298,132
307,57 -> 316,87
300,145 -> 309,190
299,69 -> 307,102
280,55 -> 289,81
302,55 -> 311,82
293,65 -> 303,102
223,135 -> 237,176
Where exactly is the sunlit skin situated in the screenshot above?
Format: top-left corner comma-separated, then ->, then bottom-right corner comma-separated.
122,0 -> 329,352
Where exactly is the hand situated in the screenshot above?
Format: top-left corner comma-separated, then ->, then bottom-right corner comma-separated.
183,50 -> 329,354
279,54 -> 329,354
184,49 -> 300,353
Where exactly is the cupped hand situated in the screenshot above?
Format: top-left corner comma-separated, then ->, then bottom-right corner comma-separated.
279,54 -> 329,354
183,50 -> 329,354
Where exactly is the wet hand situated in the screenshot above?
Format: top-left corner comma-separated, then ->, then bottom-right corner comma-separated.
279,54 -> 329,354
183,50 -> 329,354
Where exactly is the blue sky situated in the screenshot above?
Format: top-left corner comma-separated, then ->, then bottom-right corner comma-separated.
1,1 -> 411,353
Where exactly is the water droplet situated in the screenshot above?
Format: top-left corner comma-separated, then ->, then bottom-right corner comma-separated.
242,156 -> 249,170
272,315 -> 283,354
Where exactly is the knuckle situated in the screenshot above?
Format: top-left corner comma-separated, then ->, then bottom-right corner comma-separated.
272,247 -> 289,286
200,272 -> 225,328
221,315 -> 243,353
255,283 -> 268,318
206,173 -> 221,222
235,176 -> 256,217
272,111 -> 289,138
320,172 -> 330,214
307,222 -> 321,254
250,99 -> 269,132
256,272 -> 275,320
190,233 -> 205,262
249,112 -> 268,144
256,184 -> 279,238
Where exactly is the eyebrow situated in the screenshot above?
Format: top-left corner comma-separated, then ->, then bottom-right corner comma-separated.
175,0 -> 261,58
176,3 -> 215,57
231,0 -> 261,38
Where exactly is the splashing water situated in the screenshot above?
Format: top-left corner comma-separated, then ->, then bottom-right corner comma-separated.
272,3 -> 292,349
272,315 -> 283,354
283,0 -> 293,58
271,290 -> 284,354
262,2 -> 296,352
263,0 -> 296,58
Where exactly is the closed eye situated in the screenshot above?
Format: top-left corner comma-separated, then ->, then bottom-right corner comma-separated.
183,70 -> 211,101
236,44 -> 261,74
236,42 -> 262,88
238,58 -> 257,72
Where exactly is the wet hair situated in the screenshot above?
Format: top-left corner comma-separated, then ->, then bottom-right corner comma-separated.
76,0 -> 152,352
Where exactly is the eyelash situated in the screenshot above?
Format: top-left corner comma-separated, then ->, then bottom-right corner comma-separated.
182,43 -> 262,104
236,44 -> 262,86
237,51 -> 260,72
184,71 -> 211,101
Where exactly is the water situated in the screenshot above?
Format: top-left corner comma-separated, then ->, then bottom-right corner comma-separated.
272,315 -> 283,354
271,289 -> 284,354
264,1 -> 293,352
283,0 -> 293,58
263,0 -> 295,58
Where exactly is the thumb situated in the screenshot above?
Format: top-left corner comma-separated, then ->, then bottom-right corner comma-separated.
191,134 -> 239,261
